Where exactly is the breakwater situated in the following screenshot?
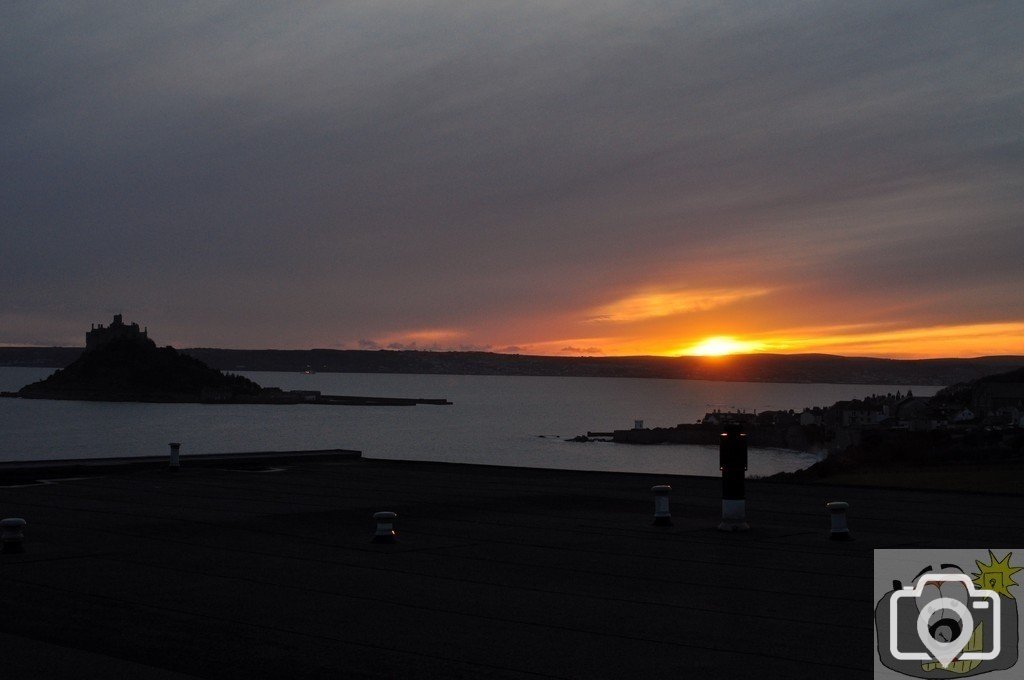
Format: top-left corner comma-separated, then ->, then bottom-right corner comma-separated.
580,423 -> 825,452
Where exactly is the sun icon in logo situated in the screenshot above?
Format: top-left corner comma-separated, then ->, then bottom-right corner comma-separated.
972,550 -> 1022,599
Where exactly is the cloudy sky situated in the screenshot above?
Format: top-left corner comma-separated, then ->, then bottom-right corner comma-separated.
2,1 -> 1022,357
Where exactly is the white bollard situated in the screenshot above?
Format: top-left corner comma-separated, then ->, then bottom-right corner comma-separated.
826,501 -> 852,541
168,442 -> 181,470
651,485 -> 672,526
1,518 -> 27,554
718,500 -> 749,532
372,511 -> 397,543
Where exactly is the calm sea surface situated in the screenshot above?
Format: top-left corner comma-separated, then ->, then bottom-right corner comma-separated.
0,367 -> 939,476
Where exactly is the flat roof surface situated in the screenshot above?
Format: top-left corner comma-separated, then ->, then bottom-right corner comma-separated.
1,455 -> 1020,679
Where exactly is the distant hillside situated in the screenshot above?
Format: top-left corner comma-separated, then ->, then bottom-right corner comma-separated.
930,366 -> 1024,407
974,366 -> 1024,383
3,346 -> 1022,386
0,346 -> 83,368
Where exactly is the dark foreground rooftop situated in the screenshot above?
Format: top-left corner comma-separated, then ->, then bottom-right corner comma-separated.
1,453 -> 1020,679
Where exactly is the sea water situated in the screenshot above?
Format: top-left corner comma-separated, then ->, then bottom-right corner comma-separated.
0,367 -> 938,476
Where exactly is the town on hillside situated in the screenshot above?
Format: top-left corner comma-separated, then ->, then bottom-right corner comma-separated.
580,371 -> 1024,457
703,384 -> 1023,440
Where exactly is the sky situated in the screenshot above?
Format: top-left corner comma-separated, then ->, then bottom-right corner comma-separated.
2,1 -> 1022,358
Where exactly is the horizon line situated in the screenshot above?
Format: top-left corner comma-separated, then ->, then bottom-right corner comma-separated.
2,343 -> 1023,363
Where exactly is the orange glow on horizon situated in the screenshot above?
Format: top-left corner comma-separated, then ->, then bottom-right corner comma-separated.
498,321 -> 1024,359
749,321 -> 1024,359
677,336 -> 767,356
468,285 -> 1024,359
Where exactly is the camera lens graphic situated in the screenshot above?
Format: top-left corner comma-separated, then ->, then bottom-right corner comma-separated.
916,598 -> 974,667
929,617 -> 961,643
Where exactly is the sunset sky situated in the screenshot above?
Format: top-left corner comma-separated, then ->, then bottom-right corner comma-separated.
2,2 -> 1022,358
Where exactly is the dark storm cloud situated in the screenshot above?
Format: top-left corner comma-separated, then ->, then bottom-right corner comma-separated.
1,1 -> 1022,352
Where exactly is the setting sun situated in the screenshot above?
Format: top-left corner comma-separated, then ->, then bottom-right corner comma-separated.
678,336 -> 766,356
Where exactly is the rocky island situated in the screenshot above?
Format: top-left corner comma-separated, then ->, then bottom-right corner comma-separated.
4,315 -> 451,406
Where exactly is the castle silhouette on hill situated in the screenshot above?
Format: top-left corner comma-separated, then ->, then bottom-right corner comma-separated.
86,314 -> 148,350
8,314 -> 448,406
18,313 -> 263,402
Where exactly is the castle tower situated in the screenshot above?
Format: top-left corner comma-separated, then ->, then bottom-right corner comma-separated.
85,314 -> 149,350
